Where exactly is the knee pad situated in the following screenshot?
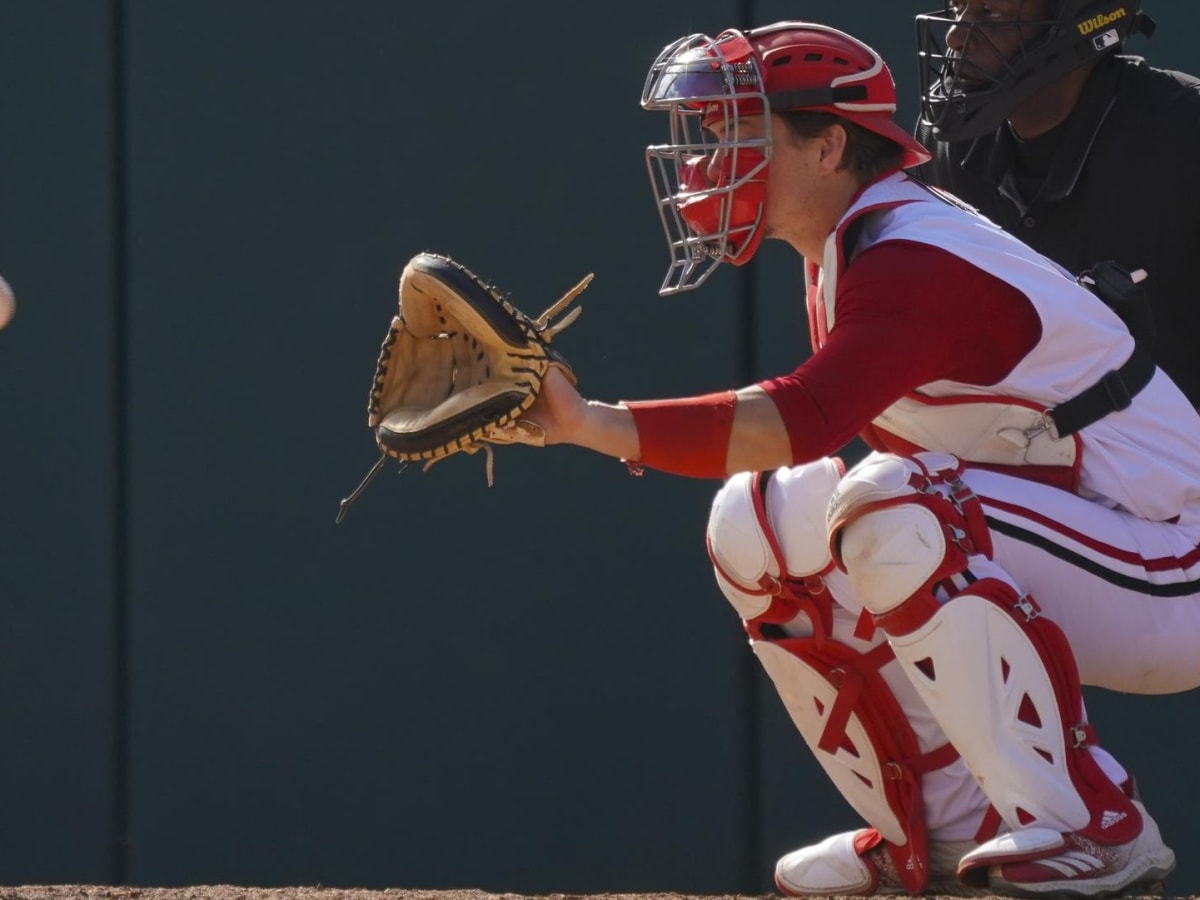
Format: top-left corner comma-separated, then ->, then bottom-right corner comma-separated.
828,452 -> 991,628
707,458 -> 844,634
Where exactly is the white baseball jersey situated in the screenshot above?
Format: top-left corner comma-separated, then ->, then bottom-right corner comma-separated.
811,172 -> 1200,527
798,172 -> 1200,697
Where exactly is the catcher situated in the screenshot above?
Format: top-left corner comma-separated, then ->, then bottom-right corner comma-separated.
482,19 -> 1198,899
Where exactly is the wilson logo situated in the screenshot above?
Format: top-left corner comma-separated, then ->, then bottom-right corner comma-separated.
1078,8 -> 1126,35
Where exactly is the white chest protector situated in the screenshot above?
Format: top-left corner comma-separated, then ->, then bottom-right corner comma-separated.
808,173 -> 1200,526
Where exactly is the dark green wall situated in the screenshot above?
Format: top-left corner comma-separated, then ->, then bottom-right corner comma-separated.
0,1 -> 1195,894
0,0 -> 120,883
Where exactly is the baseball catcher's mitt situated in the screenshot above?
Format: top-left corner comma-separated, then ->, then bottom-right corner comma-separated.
336,251 -> 592,522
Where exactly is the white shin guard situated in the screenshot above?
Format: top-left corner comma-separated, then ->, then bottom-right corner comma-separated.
830,452 -> 1143,859
885,583 -> 1135,841
754,634 -> 951,893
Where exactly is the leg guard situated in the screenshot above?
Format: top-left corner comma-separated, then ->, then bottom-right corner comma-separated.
757,634 -> 957,894
829,452 -> 1149,888
708,460 -> 968,894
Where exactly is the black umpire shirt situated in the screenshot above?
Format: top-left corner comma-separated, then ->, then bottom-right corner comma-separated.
914,54 -> 1200,405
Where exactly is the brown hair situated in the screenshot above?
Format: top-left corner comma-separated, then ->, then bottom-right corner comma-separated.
776,111 -> 905,181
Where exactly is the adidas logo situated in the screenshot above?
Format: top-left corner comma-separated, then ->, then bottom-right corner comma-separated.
1101,809 -> 1128,829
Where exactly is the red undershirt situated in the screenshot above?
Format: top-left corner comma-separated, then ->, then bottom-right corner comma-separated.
759,240 -> 1043,464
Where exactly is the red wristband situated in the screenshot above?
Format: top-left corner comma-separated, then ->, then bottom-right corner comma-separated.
624,391 -> 738,478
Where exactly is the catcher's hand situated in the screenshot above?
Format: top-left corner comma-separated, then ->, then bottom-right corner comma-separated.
336,251 -> 592,522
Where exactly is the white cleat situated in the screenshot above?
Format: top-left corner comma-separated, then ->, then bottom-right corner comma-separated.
775,828 -> 985,896
957,802 -> 1176,897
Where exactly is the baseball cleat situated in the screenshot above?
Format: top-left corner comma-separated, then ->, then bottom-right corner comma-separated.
775,828 -> 987,896
957,801 -> 1176,897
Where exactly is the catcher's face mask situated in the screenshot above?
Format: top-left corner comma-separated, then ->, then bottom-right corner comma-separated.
642,22 -> 930,296
641,30 -> 772,296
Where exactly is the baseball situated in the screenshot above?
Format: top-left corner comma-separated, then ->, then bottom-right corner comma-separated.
0,275 -> 14,330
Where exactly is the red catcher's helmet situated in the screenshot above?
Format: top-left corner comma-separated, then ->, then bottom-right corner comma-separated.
642,21 -> 932,295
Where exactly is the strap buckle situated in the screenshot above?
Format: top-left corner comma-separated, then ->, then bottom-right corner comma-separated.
1024,409 -> 1061,443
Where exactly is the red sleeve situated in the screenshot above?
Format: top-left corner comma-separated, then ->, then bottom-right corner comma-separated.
760,240 -> 1043,463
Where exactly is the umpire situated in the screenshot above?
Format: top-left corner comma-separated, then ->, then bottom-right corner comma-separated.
913,1 -> 1200,404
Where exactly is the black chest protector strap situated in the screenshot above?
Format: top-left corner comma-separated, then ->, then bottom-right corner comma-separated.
1045,345 -> 1156,438
1077,260 -> 1156,343
1045,260 -> 1159,438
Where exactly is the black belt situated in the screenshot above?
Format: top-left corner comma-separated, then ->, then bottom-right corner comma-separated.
1045,345 -> 1156,438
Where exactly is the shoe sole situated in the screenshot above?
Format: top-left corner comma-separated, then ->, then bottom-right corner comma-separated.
990,851 -> 1176,899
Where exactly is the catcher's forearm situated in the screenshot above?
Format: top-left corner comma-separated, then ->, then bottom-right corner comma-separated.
593,386 -> 792,478
726,386 -> 793,472
569,401 -> 641,461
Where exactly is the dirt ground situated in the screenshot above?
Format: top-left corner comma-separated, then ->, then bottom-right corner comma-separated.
0,892 -> 778,900
0,891 -> 782,900
0,890 -> 1184,900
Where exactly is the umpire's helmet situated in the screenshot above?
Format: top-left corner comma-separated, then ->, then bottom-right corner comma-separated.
917,0 -> 1156,142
